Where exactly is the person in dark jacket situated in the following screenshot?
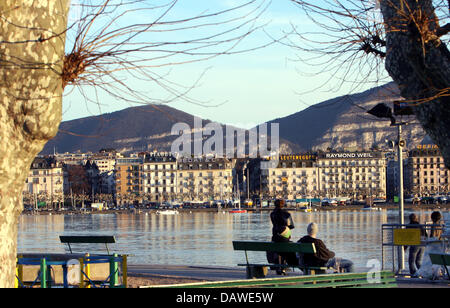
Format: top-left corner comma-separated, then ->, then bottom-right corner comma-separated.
430,211 -> 443,240
407,213 -> 427,277
298,223 -> 354,273
270,199 -> 295,242
268,199 -> 297,274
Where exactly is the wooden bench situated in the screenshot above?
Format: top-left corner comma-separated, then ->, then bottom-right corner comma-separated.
59,235 -> 116,255
232,241 -> 331,278
146,271 -> 397,288
429,253 -> 450,280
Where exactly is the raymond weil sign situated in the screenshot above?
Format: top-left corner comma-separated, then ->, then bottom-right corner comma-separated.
321,152 -> 382,159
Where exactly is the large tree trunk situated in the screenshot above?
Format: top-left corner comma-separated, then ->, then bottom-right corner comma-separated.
0,0 -> 69,287
380,0 -> 450,167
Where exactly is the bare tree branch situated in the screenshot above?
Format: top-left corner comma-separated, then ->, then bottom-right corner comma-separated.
288,0 -> 450,167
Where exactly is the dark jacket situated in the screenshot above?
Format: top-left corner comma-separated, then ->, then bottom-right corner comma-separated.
298,235 -> 335,267
270,208 -> 294,238
407,221 -> 428,238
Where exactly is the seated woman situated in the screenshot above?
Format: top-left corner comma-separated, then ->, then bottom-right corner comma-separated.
268,199 -> 298,274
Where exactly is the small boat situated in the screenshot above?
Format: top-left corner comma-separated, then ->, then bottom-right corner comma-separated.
297,205 -> 313,213
230,208 -> 247,214
363,205 -> 381,211
156,209 -> 179,215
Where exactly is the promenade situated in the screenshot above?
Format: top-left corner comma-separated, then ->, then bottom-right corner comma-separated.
127,264 -> 450,288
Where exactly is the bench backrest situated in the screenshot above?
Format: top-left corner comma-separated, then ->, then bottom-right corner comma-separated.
232,241 -> 316,254
429,253 -> 450,266
60,236 -> 116,244
59,235 -> 116,254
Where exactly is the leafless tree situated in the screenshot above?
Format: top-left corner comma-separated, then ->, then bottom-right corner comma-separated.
0,0 -> 268,287
287,0 -> 450,167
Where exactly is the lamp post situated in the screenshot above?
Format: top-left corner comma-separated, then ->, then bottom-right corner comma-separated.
367,102 -> 408,272
393,122 -> 406,272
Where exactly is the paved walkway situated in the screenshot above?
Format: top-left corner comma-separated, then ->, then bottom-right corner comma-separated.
127,264 -> 450,287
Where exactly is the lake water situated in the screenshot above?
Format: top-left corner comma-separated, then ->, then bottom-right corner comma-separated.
17,209 -> 440,269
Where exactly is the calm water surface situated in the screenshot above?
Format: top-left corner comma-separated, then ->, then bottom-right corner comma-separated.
17,209 -> 436,268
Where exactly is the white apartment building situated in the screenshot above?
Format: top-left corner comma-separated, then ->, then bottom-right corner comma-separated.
177,157 -> 234,202
406,146 -> 450,195
141,154 -> 178,201
317,152 -> 387,199
261,154 -> 318,199
24,157 -> 64,205
262,152 -> 387,200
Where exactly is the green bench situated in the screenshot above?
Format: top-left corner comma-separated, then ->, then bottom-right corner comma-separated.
429,253 -> 450,279
146,271 -> 397,288
60,235 -> 116,255
232,241 -> 331,278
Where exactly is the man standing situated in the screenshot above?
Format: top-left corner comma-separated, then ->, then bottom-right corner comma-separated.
407,213 -> 427,277
298,223 -> 354,273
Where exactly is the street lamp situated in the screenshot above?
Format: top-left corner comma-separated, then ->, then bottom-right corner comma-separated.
367,102 -> 408,272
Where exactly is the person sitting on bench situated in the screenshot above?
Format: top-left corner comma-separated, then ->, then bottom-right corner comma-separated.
298,223 -> 354,273
268,199 -> 298,274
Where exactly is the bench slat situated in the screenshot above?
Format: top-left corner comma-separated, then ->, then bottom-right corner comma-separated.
146,271 -> 396,288
232,241 -> 316,254
60,236 -> 116,244
429,253 -> 450,266
237,263 -> 328,270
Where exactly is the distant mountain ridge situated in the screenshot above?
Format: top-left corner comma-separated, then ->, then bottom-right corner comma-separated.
42,83 -> 429,155
266,82 -> 429,151
43,104 -> 222,154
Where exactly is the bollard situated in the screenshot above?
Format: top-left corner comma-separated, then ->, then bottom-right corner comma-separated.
85,253 -> 91,288
15,257 -> 19,288
110,254 -> 119,288
62,264 -> 68,288
122,255 -> 127,288
79,257 -> 84,288
40,258 -> 47,289
17,255 -> 23,288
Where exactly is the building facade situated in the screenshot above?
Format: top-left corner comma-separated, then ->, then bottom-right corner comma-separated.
115,157 -> 144,204
23,157 -> 64,207
406,146 -> 450,195
261,152 -> 387,200
261,154 -> 318,200
317,152 -> 387,199
141,154 -> 178,202
177,157 -> 234,202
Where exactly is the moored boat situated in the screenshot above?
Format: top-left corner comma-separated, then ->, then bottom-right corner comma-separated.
230,208 -> 247,214
156,209 -> 179,215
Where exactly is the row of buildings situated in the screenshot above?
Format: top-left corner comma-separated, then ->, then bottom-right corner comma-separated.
23,146 -> 450,207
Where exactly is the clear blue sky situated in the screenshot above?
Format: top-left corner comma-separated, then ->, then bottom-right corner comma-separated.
62,0 -> 389,129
